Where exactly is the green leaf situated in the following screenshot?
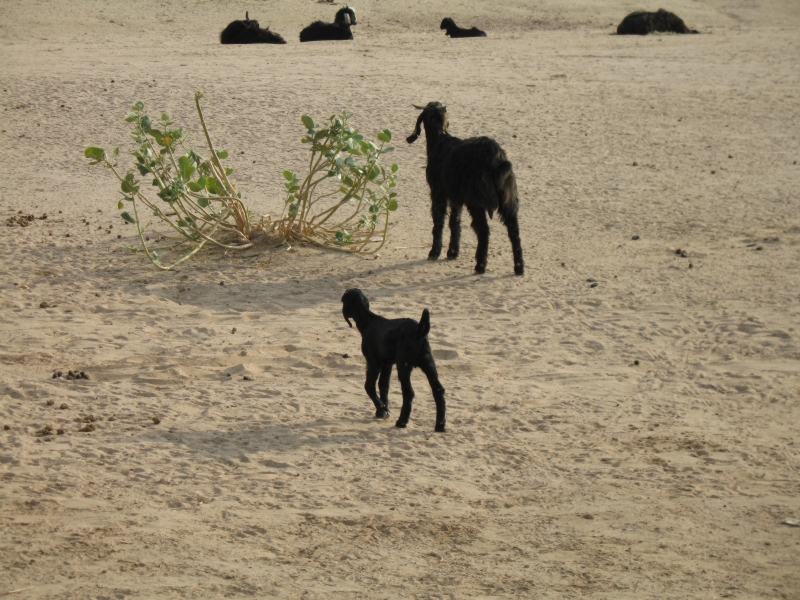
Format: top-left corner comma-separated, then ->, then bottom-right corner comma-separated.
140,116 -> 152,132
132,101 -> 144,111
117,201 -> 124,209
161,113 -> 170,121
283,170 -> 295,181
225,168 -> 234,176
206,177 -> 223,195
198,197 -> 210,208
121,173 -> 139,194
391,164 -> 399,173
84,147 -> 106,162
179,155 -> 197,180
301,115 -> 315,130
216,150 -> 229,159
387,199 -> 398,211
381,147 -> 395,154
121,212 -> 135,223
186,181 -> 204,192
377,131 -> 390,143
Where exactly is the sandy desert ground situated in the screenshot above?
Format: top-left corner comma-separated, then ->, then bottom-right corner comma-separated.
1,0 -> 799,597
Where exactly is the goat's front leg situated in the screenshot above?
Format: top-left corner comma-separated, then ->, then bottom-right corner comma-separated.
419,359 -> 446,432
428,191 -> 448,260
395,363 -> 415,428
378,363 -> 393,413
446,203 -> 462,259
467,204 -> 490,274
365,363 -> 389,419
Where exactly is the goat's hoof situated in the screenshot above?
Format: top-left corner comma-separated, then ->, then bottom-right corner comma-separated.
395,420 -> 408,429
446,250 -> 459,259
474,265 -> 486,275
375,409 -> 390,419
427,253 -> 440,261
435,424 -> 446,433
514,264 -> 525,276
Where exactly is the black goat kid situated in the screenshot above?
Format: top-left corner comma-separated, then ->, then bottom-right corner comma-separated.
407,102 -> 524,276
616,9 -> 698,35
300,6 -> 357,42
440,18 -> 487,38
342,289 -> 446,432
220,12 -> 287,44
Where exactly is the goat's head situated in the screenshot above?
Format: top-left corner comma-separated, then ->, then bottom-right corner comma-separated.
336,6 -> 357,26
341,288 -> 370,328
406,102 -> 448,144
440,18 -> 455,30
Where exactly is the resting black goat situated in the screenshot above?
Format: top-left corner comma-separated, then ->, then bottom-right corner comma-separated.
407,102 -> 524,276
299,6 -> 357,42
616,9 -> 698,35
341,289 -> 446,432
220,12 -> 287,44
440,18 -> 486,38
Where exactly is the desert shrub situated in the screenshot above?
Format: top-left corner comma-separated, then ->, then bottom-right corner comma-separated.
272,111 -> 398,253
85,95 -> 399,269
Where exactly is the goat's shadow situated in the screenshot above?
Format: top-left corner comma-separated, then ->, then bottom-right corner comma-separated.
135,415 -> 434,466
111,244 -> 521,317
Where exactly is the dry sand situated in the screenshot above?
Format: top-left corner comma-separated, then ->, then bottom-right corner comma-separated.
1,0 -> 799,597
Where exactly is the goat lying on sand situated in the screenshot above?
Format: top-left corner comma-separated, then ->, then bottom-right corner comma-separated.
300,6 -> 357,42
342,289 -> 446,432
220,12 -> 287,44
440,17 -> 487,38
407,102 -> 524,276
616,9 -> 698,35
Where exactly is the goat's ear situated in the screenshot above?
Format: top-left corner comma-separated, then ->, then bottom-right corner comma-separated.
344,316 -> 353,328
418,309 -> 431,337
406,112 -> 424,144
342,12 -> 351,25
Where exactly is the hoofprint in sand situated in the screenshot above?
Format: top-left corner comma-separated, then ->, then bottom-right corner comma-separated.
1,0 -> 799,597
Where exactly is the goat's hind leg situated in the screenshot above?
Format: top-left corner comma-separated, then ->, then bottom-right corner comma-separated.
419,359 -> 446,432
446,203 -> 462,259
395,364 -> 416,428
378,363 -> 393,416
467,204 -> 490,274
503,211 -> 525,276
428,191 -> 448,260
365,363 -> 389,419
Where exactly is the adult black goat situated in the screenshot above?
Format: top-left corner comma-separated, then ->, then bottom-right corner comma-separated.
220,12 -> 287,44
440,18 -> 487,38
407,102 -> 524,276
616,9 -> 698,35
342,289 -> 446,432
299,6 -> 357,42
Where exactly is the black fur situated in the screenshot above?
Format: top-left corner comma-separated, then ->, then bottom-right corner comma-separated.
220,12 -> 287,44
300,7 -> 357,42
440,17 -> 486,38
341,289 -> 446,432
616,9 -> 698,35
407,102 -> 524,276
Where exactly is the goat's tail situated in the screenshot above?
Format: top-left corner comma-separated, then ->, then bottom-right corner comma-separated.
495,159 -> 520,225
418,309 -> 431,337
